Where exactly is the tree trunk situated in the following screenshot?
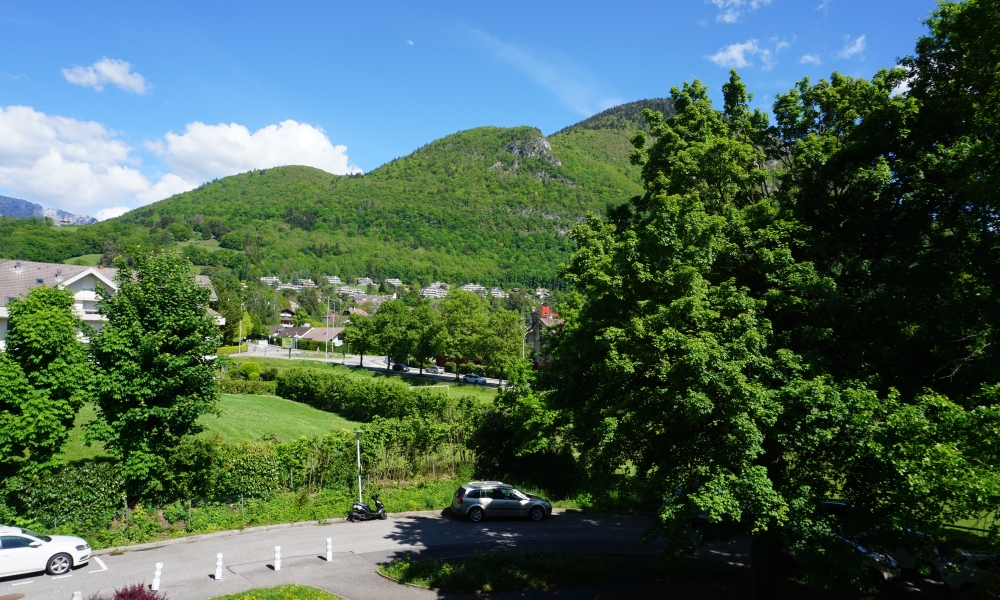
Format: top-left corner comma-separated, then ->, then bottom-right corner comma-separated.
360,352 -> 364,367
455,355 -> 460,381
751,526 -> 784,600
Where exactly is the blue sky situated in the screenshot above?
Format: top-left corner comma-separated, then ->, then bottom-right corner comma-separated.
0,0 -> 937,219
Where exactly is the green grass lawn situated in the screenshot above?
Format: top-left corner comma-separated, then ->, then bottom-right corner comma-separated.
62,394 -> 361,462
176,238 -> 221,250
209,585 -> 344,600
63,253 -> 101,266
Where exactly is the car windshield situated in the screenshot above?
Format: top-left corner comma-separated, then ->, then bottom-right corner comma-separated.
511,489 -> 529,500
21,529 -> 52,542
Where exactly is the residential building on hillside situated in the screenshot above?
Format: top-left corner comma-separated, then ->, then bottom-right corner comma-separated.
326,276 -> 342,285
260,276 -> 281,286
461,283 -> 486,294
535,287 -> 550,299
297,278 -> 317,288
352,293 -> 395,310
526,307 -> 563,365
279,308 -> 296,326
277,283 -> 303,292
269,325 -> 313,340
0,259 -> 222,349
343,307 -> 369,320
490,287 -> 507,298
419,281 -> 450,298
384,278 -> 403,288
356,277 -> 374,286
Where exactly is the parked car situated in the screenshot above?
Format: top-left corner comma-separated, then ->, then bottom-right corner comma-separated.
462,373 -> 487,384
391,363 -> 410,372
942,552 -> 1000,596
425,365 -> 445,374
0,526 -> 90,577
451,481 -> 551,522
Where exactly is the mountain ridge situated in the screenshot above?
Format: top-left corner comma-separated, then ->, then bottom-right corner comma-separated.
0,195 -> 97,225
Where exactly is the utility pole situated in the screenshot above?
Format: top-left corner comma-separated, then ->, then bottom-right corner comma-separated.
239,302 -> 244,354
325,294 -> 330,361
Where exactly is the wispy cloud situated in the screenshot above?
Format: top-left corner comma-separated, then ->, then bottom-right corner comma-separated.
62,57 -> 151,94
800,53 -> 822,65
839,34 -> 866,59
817,0 -> 832,11
707,38 -> 788,70
406,40 -> 414,46
710,0 -> 772,24
467,29 -> 615,116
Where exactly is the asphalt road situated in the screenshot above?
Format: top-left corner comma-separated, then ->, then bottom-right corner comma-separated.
0,512 -> 675,600
0,510 -> 955,600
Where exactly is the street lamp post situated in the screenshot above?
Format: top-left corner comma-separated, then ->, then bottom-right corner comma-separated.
355,430 -> 364,503
521,326 -> 532,360
239,302 -> 244,354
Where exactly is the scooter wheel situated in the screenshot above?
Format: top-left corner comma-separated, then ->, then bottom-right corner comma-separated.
379,511 -> 388,520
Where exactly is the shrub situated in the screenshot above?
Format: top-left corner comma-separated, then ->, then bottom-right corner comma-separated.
111,583 -> 167,600
219,441 -> 282,497
4,462 -> 124,530
260,367 -> 279,381
238,362 -> 261,381
218,380 -> 277,395
444,361 -> 457,373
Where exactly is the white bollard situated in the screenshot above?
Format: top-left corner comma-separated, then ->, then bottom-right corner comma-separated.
72,592 -> 82,600
215,553 -> 223,580
274,546 -> 281,571
326,538 -> 332,562
151,562 -> 163,591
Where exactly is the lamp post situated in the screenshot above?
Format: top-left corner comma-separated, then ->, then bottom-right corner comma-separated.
355,430 -> 364,503
239,302 -> 244,354
521,326 -> 532,360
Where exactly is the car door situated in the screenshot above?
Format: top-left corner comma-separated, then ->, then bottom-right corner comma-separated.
0,535 -> 45,576
507,489 -> 531,517
488,488 -> 517,516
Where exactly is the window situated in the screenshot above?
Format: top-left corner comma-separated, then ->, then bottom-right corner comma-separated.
36,278 -> 44,284
0,536 -> 33,549
466,489 -> 480,499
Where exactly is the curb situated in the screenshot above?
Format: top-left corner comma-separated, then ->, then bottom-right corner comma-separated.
93,508 -> 656,556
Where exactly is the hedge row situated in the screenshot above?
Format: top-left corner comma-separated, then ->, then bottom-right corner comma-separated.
219,380 -> 278,395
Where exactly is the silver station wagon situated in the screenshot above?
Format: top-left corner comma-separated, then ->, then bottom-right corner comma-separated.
451,481 -> 552,522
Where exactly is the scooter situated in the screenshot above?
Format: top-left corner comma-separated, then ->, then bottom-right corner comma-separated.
349,493 -> 387,521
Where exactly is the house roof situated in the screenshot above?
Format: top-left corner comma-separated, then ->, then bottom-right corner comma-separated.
0,260 -> 219,307
344,307 -> 369,317
300,327 -> 344,342
272,325 -> 314,338
0,260 -> 116,307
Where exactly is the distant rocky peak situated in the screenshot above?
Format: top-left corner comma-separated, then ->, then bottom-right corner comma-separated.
0,195 -> 97,225
504,133 -> 562,166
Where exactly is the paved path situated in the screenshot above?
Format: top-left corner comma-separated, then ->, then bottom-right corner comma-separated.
0,511 -> 952,600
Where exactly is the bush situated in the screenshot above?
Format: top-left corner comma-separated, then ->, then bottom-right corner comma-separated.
445,361 -> 457,373
219,441 -> 282,497
219,380 -> 277,395
4,462 -> 124,530
238,362 -> 261,381
218,344 -> 248,355
260,367 -> 279,381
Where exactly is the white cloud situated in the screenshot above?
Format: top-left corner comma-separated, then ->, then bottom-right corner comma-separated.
800,53 -> 822,65
468,29 -> 615,116
95,206 -> 131,221
62,58 -> 151,94
407,40 -> 414,45
708,40 -> 760,68
817,0 -> 832,11
152,120 -> 360,182
710,0 -> 772,23
0,106 -> 359,220
840,34 -> 866,59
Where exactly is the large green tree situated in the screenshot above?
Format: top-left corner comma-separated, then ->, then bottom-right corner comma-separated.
88,251 -> 222,501
552,61 -> 1000,598
410,303 -> 447,375
0,286 -> 91,479
342,313 -> 376,366
440,290 -> 490,380
371,299 -> 414,370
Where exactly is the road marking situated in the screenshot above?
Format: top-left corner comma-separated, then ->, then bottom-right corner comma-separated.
52,574 -> 72,579
11,581 -> 33,586
89,556 -> 108,573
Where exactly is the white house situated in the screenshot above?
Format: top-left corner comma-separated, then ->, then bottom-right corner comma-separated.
0,259 -> 222,349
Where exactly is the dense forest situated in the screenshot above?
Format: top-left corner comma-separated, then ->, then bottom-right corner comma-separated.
0,99 -> 673,287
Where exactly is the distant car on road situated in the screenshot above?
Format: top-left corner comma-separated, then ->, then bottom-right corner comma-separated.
425,366 -> 445,374
452,481 -> 551,522
462,373 -> 487,384
0,526 -> 90,577
391,363 -> 410,372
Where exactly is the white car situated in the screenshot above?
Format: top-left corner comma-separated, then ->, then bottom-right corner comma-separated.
942,551 -> 999,596
462,373 -> 487,384
0,526 -> 91,577
425,366 -> 445,374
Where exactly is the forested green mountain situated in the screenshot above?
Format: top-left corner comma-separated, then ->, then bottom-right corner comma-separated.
0,99 -> 673,286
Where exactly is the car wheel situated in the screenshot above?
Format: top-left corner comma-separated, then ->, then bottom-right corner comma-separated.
529,506 -> 545,521
468,507 -> 484,523
46,553 -> 72,575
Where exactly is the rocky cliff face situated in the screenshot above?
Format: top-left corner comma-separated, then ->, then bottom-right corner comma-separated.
0,195 -> 97,225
